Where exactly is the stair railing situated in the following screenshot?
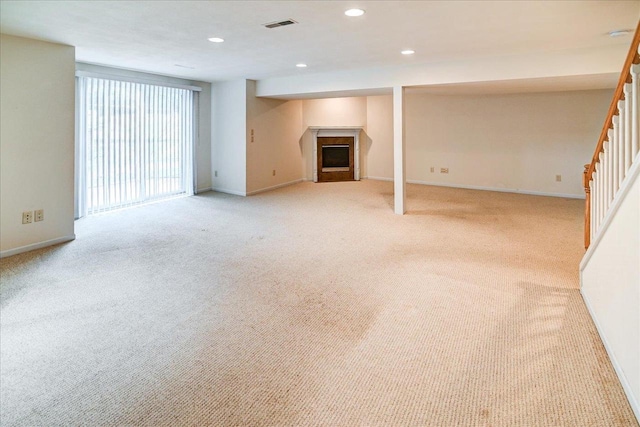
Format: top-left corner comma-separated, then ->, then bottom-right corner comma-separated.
584,21 -> 640,249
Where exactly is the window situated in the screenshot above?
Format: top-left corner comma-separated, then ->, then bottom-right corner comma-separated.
76,76 -> 197,217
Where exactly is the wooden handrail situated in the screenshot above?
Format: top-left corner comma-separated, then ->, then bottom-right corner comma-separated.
586,21 -> 640,182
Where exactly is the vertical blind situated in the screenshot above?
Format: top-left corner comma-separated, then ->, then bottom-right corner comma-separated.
76,76 -> 196,217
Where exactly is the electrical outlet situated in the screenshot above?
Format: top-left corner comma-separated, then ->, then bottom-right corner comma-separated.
34,209 -> 44,222
430,167 -> 434,173
556,174 -> 562,182
22,211 -> 33,224
272,169 -> 276,176
440,168 -> 449,174
214,170 -> 218,177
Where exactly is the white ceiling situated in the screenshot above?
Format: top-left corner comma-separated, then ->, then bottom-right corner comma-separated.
1,1 -> 638,94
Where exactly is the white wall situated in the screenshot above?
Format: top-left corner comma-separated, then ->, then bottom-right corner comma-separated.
366,95 -> 394,180
407,90 -> 612,197
302,97 -> 367,127
212,79 -> 248,195
216,88 -> 610,197
581,164 -> 640,421
300,97 -> 367,180
246,81 -> 303,194
363,89 -> 612,197
75,63 -> 213,193
0,35 -> 76,257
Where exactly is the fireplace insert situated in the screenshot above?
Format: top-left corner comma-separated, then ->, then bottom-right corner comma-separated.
322,145 -> 350,171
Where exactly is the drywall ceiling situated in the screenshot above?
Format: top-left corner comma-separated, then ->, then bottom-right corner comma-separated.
1,1 -> 638,93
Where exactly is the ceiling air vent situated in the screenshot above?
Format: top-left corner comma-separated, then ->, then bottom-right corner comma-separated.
263,19 -> 298,29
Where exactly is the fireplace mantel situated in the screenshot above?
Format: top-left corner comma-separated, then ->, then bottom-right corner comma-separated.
310,127 -> 362,183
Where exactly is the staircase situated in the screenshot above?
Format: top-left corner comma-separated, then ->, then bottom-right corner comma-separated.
580,21 -> 640,423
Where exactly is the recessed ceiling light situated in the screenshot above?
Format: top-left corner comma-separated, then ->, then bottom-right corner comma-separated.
345,8 -> 365,17
296,63 -> 307,68
401,49 -> 415,55
608,29 -> 633,38
208,37 -> 224,43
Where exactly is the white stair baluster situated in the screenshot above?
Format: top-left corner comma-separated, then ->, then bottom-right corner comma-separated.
617,100 -> 625,187
603,142 -> 609,213
624,82 -> 632,175
612,116 -> 619,196
600,151 -> 605,225
632,63 -> 639,159
589,177 -> 597,239
598,152 -> 604,229
592,171 -> 597,234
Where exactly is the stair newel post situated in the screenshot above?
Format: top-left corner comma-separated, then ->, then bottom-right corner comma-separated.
583,164 -> 591,250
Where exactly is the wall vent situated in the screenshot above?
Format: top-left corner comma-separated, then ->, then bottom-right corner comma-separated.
263,19 -> 297,29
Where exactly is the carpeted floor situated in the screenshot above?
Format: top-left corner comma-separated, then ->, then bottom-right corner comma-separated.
0,180 -> 637,426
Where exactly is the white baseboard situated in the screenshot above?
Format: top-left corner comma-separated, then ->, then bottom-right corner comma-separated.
247,179 -> 304,196
195,187 -> 212,194
407,179 -> 585,199
581,289 -> 640,423
0,234 -> 76,258
365,176 -> 584,199
212,187 -> 247,197
365,176 -> 394,182
215,177 -> 585,200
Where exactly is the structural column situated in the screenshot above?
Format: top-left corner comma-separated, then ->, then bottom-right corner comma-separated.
393,86 -> 406,215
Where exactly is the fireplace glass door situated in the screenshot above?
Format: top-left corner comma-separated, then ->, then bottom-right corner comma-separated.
322,145 -> 350,172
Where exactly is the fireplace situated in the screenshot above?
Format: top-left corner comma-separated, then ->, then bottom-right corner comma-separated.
317,137 -> 354,181
310,127 -> 361,182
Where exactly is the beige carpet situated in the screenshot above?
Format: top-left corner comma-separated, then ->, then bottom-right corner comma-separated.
1,180 -> 637,426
